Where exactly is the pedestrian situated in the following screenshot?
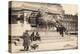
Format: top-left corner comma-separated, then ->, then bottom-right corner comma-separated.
23,30 -> 30,51
30,32 -> 40,50
30,32 -> 35,41
59,27 -> 64,37
35,32 -> 41,41
59,26 -> 66,37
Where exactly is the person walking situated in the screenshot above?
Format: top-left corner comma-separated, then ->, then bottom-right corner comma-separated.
23,30 -> 30,51
59,26 -> 66,37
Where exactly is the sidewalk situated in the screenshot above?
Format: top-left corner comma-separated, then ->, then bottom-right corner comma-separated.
11,32 -> 78,53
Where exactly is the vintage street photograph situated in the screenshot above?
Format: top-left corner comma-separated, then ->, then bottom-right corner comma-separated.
9,1 -> 78,53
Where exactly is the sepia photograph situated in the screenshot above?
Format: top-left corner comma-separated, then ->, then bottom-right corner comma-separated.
8,1 -> 78,53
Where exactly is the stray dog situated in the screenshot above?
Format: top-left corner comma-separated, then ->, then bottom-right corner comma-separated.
31,44 -> 39,50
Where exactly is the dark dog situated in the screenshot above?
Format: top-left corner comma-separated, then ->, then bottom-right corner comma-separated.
31,44 -> 39,50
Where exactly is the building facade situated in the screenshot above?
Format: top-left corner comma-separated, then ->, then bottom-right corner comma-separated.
9,2 -> 64,36
63,14 -> 78,32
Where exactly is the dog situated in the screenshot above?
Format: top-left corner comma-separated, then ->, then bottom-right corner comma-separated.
31,44 -> 39,50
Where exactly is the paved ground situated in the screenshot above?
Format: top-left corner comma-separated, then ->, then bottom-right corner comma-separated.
10,32 -> 78,53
